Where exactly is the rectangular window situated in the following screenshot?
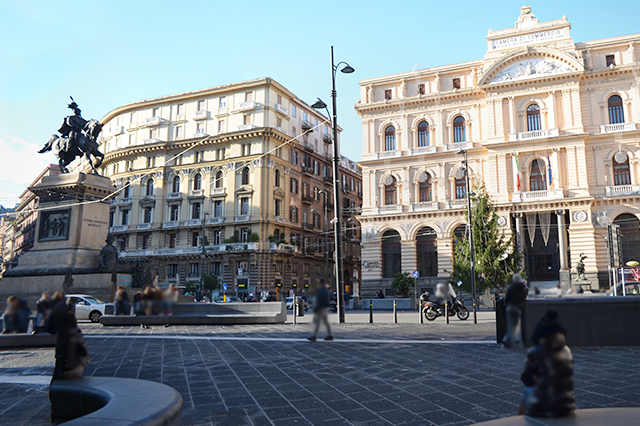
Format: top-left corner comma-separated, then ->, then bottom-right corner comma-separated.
418,84 -> 425,95
170,205 -> 179,221
213,230 -> 221,246
240,228 -> 249,243
189,263 -> 199,277
219,96 -> 227,108
218,120 -> 225,132
606,54 -> 616,67
291,150 -> 299,165
275,199 -> 281,217
197,123 -> 205,134
303,112 -> 308,122
245,92 -> 253,102
168,264 -> 178,278
128,134 -> 134,146
191,232 -> 199,247
276,117 -> 282,128
142,235 -> 150,249
291,105 -> 297,117
177,104 -> 184,115
109,210 -> 115,227
277,94 -> 282,105
197,100 -> 205,111
384,89 -> 392,100
169,233 -> 176,248
143,207 -> 152,223
290,206 -> 298,222
214,200 -> 222,217
210,262 -> 222,276
175,126 -> 183,139
243,115 -> 251,125
192,203 -> 201,219
150,129 -> 158,139
121,210 -> 129,225
240,197 -> 249,215
453,78 -> 461,89
153,108 -> 160,117
130,112 -> 136,123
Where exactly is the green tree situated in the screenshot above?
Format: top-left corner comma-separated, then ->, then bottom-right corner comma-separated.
450,183 -> 524,292
203,274 -> 219,293
391,272 -> 415,298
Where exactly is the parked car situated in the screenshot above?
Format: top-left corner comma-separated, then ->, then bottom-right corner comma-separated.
67,294 -> 110,323
607,282 -> 640,296
214,296 -> 244,303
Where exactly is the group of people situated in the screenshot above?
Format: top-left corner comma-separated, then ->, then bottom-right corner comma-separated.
114,284 -> 179,316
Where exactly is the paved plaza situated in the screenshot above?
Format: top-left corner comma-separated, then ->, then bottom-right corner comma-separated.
1,312 -> 639,425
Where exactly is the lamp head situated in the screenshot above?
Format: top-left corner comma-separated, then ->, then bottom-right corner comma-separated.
311,98 -> 327,109
340,64 -> 355,74
457,149 -> 466,155
318,189 -> 326,194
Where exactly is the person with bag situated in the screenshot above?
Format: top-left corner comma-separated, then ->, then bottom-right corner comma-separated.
307,279 -> 333,342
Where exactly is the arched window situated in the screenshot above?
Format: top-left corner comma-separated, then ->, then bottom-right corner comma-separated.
384,125 -> 396,151
275,169 -> 280,187
381,230 -> 402,278
455,175 -> 466,199
613,154 -> 631,186
527,104 -> 541,131
608,95 -> 624,124
453,116 -> 466,143
419,173 -> 432,202
452,224 -> 468,252
193,173 -> 202,191
417,121 -> 430,147
241,167 -> 250,185
385,176 -> 397,205
146,179 -> 154,196
529,159 -> 547,191
614,214 -> 640,265
172,176 -> 180,193
215,171 -> 223,188
417,227 -> 438,277
123,184 -> 130,198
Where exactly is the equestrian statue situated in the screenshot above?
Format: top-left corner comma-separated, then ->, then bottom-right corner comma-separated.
39,97 -> 105,174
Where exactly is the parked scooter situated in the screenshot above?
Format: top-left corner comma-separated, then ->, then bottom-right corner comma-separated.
420,291 -> 469,321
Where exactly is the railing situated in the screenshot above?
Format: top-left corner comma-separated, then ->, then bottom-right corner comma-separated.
109,198 -> 117,207
234,215 -> 250,222
167,192 -> 182,200
274,216 -> 285,224
323,175 -> 333,182
119,197 -> 132,205
270,243 -> 298,252
509,128 -> 559,141
301,142 -> 315,152
375,150 -> 401,159
512,189 -> 564,202
206,217 -> 225,225
446,199 -> 467,209
409,201 -> 439,212
323,134 -> 332,143
605,184 -> 640,196
600,122 -> 638,133
109,225 -> 129,233
189,189 -> 204,197
301,120 -> 313,130
236,101 -> 257,111
143,138 -> 161,144
445,141 -> 474,152
236,124 -> 257,131
137,223 -> 152,230
192,110 -> 208,120
409,146 -> 436,155
211,187 -> 225,195
183,219 -> 202,227
275,104 -> 288,115
143,117 -> 162,127
225,242 -> 257,251
301,195 -> 314,204
376,204 -> 402,214
162,221 -> 180,229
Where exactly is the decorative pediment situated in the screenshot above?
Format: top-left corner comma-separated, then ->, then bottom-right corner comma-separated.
236,185 -> 254,194
273,188 -> 285,197
479,48 -> 583,86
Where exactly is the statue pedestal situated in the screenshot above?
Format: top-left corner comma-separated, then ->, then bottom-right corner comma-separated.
1,173 -> 118,304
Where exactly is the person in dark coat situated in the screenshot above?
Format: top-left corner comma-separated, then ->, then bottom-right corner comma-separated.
2,296 -> 31,334
520,321 -> 575,418
48,291 -> 74,379
503,274 -> 528,348
531,310 -> 561,346
308,279 -> 333,342
34,292 -> 53,333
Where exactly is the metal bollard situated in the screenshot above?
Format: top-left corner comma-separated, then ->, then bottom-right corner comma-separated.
369,300 -> 373,323
293,298 -> 297,325
419,299 -> 423,324
393,299 -> 397,323
445,301 -> 449,324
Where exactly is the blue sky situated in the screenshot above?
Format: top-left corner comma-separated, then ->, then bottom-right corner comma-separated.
1,0 -> 639,206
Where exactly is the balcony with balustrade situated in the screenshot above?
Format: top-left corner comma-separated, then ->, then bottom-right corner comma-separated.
375,150 -> 401,159
184,219 -> 202,227
167,192 -> 182,200
323,134 -> 332,143
236,101 -> 257,112
409,146 -> 437,155
236,124 -> 257,131
189,189 -> 204,198
445,199 -> 467,209
271,242 -> 298,253
409,201 -> 439,212
234,215 -> 250,222
119,197 -> 132,206
210,187 -> 225,196
109,225 -> 129,233
600,122 -> 639,134
141,117 -> 162,127
509,128 -> 559,141
192,110 -> 208,121
274,104 -> 288,115
605,184 -> 640,196
162,221 -> 180,229
112,126 -> 124,136
512,188 -> 564,202
445,141 -> 474,152
136,223 -> 152,230
376,204 -> 403,214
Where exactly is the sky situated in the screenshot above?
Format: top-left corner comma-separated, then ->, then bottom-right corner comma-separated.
1,0 -> 639,206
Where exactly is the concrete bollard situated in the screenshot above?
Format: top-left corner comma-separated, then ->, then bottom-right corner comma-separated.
419,299 -> 423,324
369,300 -> 373,324
293,298 -> 297,325
445,300 -> 449,324
393,299 -> 397,324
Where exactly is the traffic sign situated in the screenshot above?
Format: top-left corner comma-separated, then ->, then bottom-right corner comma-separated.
412,270 -> 419,278
223,283 -> 228,291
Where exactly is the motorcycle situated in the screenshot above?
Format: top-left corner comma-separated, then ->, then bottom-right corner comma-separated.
421,292 -> 469,321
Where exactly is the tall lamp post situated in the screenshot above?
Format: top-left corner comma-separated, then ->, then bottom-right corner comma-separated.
311,46 -> 354,323
200,211 -> 209,293
457,149 -> 478,325
316,191 -> 330,288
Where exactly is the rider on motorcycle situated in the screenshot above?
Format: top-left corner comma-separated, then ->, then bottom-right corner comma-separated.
39,98 -> 87,154
435,283 -> 455,307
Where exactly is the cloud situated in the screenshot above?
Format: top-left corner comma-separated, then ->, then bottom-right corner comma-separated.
0,134 -> 52,207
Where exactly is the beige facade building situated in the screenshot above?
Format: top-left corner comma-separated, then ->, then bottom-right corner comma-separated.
356,6 -> 640,296
69,78 -> 362,297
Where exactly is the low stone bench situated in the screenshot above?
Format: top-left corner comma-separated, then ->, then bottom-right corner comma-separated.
0,333 -> 56,348
101,301 -> 286,326
50,377 -> 182,426
475,408 -> 640,425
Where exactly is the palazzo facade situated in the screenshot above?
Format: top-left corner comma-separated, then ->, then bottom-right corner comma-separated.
69,78 -> 362,298
356,6 -> 640,296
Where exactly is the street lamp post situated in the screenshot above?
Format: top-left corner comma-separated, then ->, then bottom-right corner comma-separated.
317,191 -> 330,287
200,211 -> 209,293
458,149 -> 478,325
311,46 -> 354,323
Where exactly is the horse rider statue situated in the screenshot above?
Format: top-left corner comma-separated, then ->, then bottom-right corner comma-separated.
39,97 -> 105,174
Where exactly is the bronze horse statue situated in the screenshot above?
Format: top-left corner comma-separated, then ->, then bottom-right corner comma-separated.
41,118 -> 105,174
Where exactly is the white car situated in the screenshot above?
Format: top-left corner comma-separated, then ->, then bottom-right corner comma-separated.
67,294 -> 110,323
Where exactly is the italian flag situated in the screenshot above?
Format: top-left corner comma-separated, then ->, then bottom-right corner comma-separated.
514,154 -> 521,191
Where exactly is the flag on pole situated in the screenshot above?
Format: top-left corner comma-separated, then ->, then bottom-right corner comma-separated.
547,150 -> 553,188
514,154 -> 521,191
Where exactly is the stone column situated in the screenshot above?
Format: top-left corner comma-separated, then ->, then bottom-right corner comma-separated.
551,148 -> 561,189
555,210 -> 569,271
548,90 -> 556,129
512,154 -> 521,194
401,240 -> 416,275
508,96 -> 516,134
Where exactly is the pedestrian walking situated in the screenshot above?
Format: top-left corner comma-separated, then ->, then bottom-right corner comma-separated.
308,279 -> 333,342
344,292 -> 351,311
503,274 -> 528,348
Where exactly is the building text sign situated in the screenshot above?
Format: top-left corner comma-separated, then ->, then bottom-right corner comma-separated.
492,29 -> 565,51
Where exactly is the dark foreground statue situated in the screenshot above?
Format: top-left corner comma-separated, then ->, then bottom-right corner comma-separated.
39,97 -> 105,174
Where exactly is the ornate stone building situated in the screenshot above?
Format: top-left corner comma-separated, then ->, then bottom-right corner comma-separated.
356,6 -> 640,295
69,78 -> 362,298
